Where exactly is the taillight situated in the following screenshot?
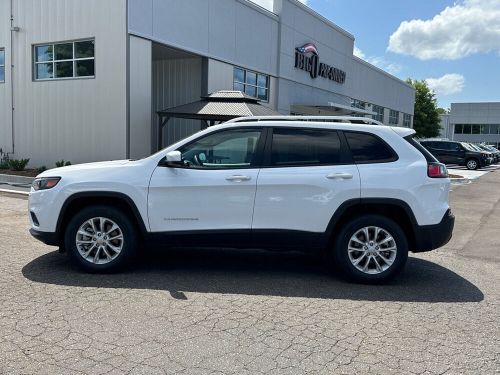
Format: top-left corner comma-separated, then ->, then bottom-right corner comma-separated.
428,162 -> 448,178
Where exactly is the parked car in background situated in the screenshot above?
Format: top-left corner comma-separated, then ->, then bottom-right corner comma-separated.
477,144 -> 500,164
466,143 -> 495,165
420,140 -> 490,170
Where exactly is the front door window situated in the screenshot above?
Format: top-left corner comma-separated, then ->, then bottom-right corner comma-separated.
179,129 -> 262,169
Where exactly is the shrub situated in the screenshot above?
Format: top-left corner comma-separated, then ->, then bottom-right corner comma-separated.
37,166 -> 47,174
55,160 -> 72,167
8,158 -> 30,171
0,149 -> 10,169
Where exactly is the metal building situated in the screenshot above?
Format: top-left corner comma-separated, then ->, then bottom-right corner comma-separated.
439,102 -> 500,148
0,0 -> 415,167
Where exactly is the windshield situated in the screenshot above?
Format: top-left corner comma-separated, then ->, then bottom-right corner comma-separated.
461,143 -> 474,151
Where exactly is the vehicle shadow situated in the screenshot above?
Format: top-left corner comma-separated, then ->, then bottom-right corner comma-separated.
22,248 -> 484,303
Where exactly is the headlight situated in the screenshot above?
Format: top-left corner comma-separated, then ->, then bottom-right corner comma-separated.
32,177 -> 61,191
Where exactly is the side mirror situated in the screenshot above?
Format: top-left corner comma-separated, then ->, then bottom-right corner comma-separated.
160,150 -> 183,167
166,150 -> 182,162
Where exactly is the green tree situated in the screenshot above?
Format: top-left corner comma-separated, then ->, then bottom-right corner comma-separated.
406,79 -> 441,138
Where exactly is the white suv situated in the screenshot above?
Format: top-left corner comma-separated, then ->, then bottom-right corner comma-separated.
28,116 -> 454,283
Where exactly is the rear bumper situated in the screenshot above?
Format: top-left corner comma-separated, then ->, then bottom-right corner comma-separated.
413,209 -> 455,252
29,228 -> 59,246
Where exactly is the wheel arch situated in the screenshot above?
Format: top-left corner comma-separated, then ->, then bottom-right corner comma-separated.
326,198 -> 418,251
56,192 -> 148,245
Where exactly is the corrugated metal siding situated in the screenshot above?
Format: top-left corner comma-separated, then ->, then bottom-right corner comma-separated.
0,0 -> 12,153
5,0 -> 127,167
152,57 -> 202,147
129,36 -> 152,159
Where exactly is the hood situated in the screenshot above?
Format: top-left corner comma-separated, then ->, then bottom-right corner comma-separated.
37,160 -> 132,178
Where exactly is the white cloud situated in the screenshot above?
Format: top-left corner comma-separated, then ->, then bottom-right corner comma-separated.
354,46 -> 402,75
353,45 -> 365,59
388,0 -> 500,60
366,56 -> 402,75
250,0 -> 307,12
426,74 -> 465,95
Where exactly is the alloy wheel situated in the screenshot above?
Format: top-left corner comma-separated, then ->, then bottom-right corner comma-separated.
75,217 -> 124,264
347,226 -> 397,275
467,160 -> 477,169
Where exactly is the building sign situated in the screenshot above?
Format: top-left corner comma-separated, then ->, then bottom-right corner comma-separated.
294,43 -> 346,84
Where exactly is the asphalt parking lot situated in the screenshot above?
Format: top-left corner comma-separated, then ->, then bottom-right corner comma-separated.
0,173 -> 499,374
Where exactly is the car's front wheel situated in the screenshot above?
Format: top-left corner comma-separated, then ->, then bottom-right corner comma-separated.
332,215 -> 408,283
466,158 -> 479,170
64,205 -> 138,272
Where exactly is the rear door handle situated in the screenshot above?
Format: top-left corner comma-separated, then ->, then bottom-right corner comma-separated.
326,172 -> 353,180
225,175 -> 252,182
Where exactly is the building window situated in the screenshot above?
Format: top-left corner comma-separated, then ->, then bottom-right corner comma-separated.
233,67 -> 269,101
389,109 -> 399,125
34,39 -> 95,80
351,99 -> 366,110
372,105 -> 384,123
403,113 -> 411,127
0,48 -> 5,82
455,123 -> 500,135
480,124 -> 490,134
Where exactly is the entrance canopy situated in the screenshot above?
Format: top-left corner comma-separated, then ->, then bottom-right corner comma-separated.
156,90 -> 281,149
291,102 -> 376,116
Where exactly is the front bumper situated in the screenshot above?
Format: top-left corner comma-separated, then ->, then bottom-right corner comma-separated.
413,209 -> 455,252
29,228 -> 59,246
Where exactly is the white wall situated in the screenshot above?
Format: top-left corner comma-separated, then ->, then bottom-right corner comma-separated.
0,0 -> 12,155
3,0 -> 127,167
129,36 -> 152,159
451,102 -> 500,124
129,0 -> 280,77
275,0 -> 415,119
347,58 -> 415,116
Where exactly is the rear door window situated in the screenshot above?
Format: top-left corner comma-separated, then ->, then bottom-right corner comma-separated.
270,128 -> 342,166
344,131 -> 397,163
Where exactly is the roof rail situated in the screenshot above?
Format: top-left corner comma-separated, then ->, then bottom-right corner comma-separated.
226,115 -> 384,126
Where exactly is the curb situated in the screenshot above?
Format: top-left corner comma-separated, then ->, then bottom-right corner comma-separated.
0,173 -> 35,187
450,178 -> 470,185
0,188 -> 30,196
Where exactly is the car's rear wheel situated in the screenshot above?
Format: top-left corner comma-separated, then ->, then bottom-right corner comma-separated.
466,158 -> 479,170
64,205 -> 138,272
332,215 -> 408,283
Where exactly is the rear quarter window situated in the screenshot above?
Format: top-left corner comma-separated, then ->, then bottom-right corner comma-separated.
344,131 -> 398,163
404,136 -> 438,162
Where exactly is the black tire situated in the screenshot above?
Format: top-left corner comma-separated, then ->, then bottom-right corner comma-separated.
64,205 -> 138,273
466,158 -> 479,170
332,215 -> 408,284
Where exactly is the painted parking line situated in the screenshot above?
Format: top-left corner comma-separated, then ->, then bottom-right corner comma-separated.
446,164 -> 500,171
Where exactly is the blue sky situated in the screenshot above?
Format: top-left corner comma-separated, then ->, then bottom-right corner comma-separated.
253,0 -> 500,109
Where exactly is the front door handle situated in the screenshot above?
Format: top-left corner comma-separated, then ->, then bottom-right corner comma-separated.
225,175 -> 252,182
326,172 -> 353,180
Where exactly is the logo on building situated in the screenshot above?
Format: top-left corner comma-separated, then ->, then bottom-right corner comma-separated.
294,43 -> 346,84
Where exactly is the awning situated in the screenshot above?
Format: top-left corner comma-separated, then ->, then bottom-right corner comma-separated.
291,102 -> 376,116
156,90 -> 281,149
